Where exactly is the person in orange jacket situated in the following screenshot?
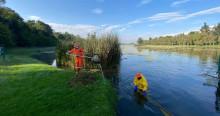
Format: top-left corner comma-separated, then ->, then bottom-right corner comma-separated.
68,43 -> 84,73
133,73 -> 148,96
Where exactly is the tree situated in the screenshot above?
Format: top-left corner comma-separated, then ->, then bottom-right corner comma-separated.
137,37 -> 143,45
0,7 -> 26,46
214,23 -> 220,36
0,0 -> 5,6
200,22 -> 210,33
0,22 -> 14,47
26,20 -> 56,46
0,7 -> 57,47
140,22 -> 220,46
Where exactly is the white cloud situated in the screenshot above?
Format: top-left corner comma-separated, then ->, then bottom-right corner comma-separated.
48,6 -> 220,40
149,12 -> 182,21
100,24 -> 109,27
148,24 -> 155,27
101,24 -> 129,33
102,25 -> 121,32
49,23 -> 126,37
171,0 -> 190,7
168,6 -> 220,22
148,12 -> 183,21
92,8 -> 103,15
49,23 -> 99,37
128,18 -> 148,25
146,6 -> 220,23
137,0 -> 152,7
113,12 -> 182,31
28,16 -> 41,21
119,27 -> 127,32
124,6 -> 220,26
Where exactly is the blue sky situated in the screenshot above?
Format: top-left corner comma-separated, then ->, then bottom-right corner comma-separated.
5,0 -> 220,43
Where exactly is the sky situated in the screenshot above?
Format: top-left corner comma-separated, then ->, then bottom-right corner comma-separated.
5,0 -> 220,43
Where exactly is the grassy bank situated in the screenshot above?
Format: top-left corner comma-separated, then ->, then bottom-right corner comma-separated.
0,48 -> 116,116
137,45 -> 220,50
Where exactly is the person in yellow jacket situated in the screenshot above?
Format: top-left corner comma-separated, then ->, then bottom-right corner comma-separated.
133,73 -> 148,96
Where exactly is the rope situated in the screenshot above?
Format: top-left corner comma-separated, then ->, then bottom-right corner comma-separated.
118,81 -> 173,116
147,96 -> 173,116
67,54 -> 92,59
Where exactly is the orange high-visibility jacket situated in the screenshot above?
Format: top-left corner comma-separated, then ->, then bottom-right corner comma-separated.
69,48 -> 84,68
133,74 -> 148,91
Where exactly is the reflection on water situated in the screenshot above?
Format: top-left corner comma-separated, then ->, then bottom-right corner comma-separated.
32,52 -> 55,65
134,92 -> 147,106
215,57 -> 220,112
216,80 -> 220,111
116,45 -> 220,116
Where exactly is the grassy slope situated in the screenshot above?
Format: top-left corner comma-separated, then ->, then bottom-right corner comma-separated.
0,48 -> 116,116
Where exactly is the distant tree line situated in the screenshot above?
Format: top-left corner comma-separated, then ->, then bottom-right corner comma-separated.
0,1 -> 56,47
138,22 -> 220,46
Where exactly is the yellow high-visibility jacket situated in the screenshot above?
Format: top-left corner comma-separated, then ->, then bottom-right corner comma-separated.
133,74 -> 148,91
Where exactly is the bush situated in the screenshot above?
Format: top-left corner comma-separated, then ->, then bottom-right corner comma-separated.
0,22 -> 14,47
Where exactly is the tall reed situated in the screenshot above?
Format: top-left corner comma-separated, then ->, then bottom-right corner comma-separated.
56,33 -> 121,69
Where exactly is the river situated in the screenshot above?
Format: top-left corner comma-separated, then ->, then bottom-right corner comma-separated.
115,45 -> 220,116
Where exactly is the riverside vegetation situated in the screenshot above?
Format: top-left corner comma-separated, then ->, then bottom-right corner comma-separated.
137,22 -> 220,46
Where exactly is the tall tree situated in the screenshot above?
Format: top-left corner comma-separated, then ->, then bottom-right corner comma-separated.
0,7 -> 56,47
214,23 -> 220,36
139,22 -> 220,46
137,37 -> 144,45
0,22 -> 14,47
0,0 -> 5,6
26,20 -> 56,46
0,7 -> 27,46
200,22 -> 210,33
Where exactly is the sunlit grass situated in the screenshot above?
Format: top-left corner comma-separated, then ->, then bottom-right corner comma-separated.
0,48 -> 116,116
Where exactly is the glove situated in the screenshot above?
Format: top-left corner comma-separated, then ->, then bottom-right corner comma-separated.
134,86 -> 138,92
142,91 -> 147,97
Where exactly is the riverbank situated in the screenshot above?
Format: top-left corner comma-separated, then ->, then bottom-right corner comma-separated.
0,48 -> 116,116
137,45 -> 220,50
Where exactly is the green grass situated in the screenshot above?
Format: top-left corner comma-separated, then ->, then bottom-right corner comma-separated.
0,48 -> 116,116
0,47 -> 55,65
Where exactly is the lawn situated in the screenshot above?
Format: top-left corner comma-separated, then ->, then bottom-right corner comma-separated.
0,48 -> 116,116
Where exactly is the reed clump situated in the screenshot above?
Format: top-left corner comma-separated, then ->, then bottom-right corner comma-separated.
56,33 -> 121,69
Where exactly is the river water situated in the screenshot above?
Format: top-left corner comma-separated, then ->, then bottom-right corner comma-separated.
114,45 -> 220,116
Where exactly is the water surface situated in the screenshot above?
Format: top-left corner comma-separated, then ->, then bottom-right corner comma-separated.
115,45 -> 220,116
